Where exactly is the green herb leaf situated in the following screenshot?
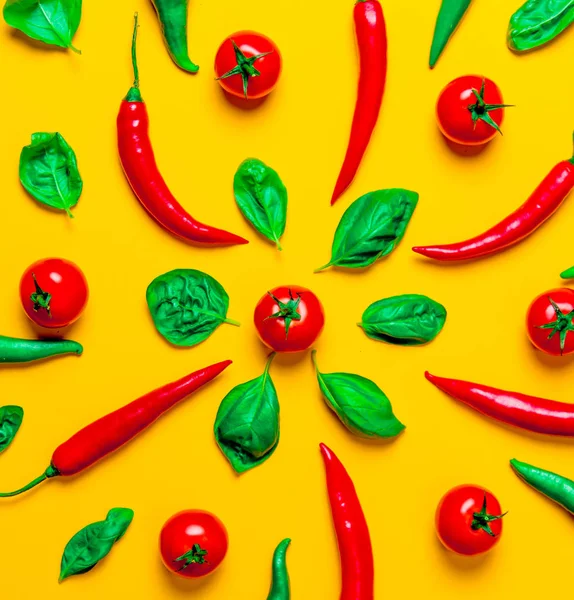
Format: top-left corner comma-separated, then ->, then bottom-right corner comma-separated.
359,294 -> 447,345
214,354 -> 280,473
508,0 -> 574,51
234,158 -> 287,250
146,269 -> 239,347
0,406 -> 23,453
59,508 -> 134,582
19,132 -> 82,217
316,189 -> 418,271
3,0 -> 82,52
312,351 -> 404,439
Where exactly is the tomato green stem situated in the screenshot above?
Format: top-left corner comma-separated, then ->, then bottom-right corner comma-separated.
0,464 -> 59,497
467,80 -> 514,136
216,41 -> 273,98
264,290 -> 302,339
30,273 -> 51,315
174,543 -> 208,571
470,494 -> 507,537
536,297 -> 574,355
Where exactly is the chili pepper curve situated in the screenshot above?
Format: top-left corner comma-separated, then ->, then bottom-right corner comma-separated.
331,0 -> 387,205
320,443 -> 373,600
413,139 -> 574,261
0,335 -> 82,363
0,360 -> 231,497
429,0 -> 473,69
426,372 -> 574,436
266,538 -> 291,600
117,15 -> 247,246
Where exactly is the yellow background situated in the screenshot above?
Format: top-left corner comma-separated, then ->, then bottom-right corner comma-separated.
1,0 -> 573,597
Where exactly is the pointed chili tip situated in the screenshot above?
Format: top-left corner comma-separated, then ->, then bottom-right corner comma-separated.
319,443 -> 332,460
412,246 -> 424,254
424,371 -> 435,382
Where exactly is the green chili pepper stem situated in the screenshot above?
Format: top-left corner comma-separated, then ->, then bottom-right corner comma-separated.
560,266 -> 574,279
267,538 -> 291,600
568,132 -> 574,165
0,464 -> 59,497
125,13 -> 143,103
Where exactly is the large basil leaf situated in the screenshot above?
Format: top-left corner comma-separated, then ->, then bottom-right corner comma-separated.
0,406 -> 23,454
214,354 -> 280,473
234,158 -> 287,250
3,0 -> 82,52
316,189 -> 418,271
359,294 -> 447,345
146,269 -> 239,347
312,351 -> 404,438
19,132 -> 82,218
508,0 -> 574,51
59,508 -> 134,581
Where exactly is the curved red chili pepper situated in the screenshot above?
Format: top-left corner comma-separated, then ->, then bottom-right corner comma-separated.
426,372 -> 574,436
117,15 -> 247,246
331,0 -> 387,205
320,443 -> 373,600
413,149 -> 574,261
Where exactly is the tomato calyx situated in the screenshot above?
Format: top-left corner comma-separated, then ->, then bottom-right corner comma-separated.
467,80 -> 513,136
264,289 -> 302,339
30,273 -> 52,316
470,494 -> 507,537
537,297 -> 574,355
216,41 -> 273,98
174,544 -> 209,571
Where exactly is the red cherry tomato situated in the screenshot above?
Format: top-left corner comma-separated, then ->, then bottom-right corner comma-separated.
526,288 -> 574,356
19,258 -> 88,329
159,510 -> 228,579
215,31 -> 282,100
436,76 -> 509,146
435,485 -> 506,556
254,285 -> 325,353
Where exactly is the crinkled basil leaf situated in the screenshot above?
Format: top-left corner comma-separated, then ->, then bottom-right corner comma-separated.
3,0 -> 82,52
359,294 -> 447,345
316,189 -> 418,271
0,406 -> 23,453
59,508 -> 134,581
508,0 -> 574,51
214,354 -> 279,473
146,269 -> 239,347
234,158 -> 287,250
312,351 -> 404,438
19,132 -> 82,217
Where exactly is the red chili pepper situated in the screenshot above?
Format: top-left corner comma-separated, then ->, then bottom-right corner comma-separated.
0,360 -> 232,497
426,372 -> 574,436
413,144 -> 574,261
320,443 -> 373,599
331,0 -> 387,205
117,15 -> 247,246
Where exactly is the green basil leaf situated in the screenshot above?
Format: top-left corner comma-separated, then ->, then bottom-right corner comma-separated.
316,189 -> 418,271
312,351 -> 404,439
19,132 -> 82,218
146,269 -> 239,347
214,354 -> 280,473
359,294 -> 447,345
3,0 -> 82,52
234,158 -> 287,250
508,0 -> 574,51
0,406 -> 23,453
59,508 -> 134,581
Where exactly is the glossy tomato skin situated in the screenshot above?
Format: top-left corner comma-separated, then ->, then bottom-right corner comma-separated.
436,76 -> 505,146
160,510 -> 228,579
19,258 -> 88,329
527,288 -> 574,356
254,285 -> 325,353
214,31 -> 282,100
436,485 -> 503,556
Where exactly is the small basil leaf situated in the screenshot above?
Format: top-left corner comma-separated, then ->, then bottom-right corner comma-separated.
234,158 -> 287,250
312,351 -> 404,439
316,189 -> 418,271
359,294 -> 447,346
59,508 -> 134,582
19,132 -> 82,217
0,406 -> 23,453
508,0 -> 574,51
3,0 -> 82,52
214,354 -> 279,473
146,269 -> 239,347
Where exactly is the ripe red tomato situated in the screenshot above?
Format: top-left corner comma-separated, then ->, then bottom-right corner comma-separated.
526,288 -> 574,356
254,285 -> 325,353
20,258 -> 88,329
436,76 -> 510,146
159,510 -> 228,579
215,31 -> 282,100
436,485 -> 505,556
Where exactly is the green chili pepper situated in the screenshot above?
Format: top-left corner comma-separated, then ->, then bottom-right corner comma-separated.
510,458 -> 574,513
560,265 -> 574,279
0,335 -> 82,363
266,538 -> 291,600
429,0 -> 473,68
151,0 -> 198,73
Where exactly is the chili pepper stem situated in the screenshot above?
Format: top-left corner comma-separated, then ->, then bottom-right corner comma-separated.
125,13 -> 143,103
0,464 -> 58,497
